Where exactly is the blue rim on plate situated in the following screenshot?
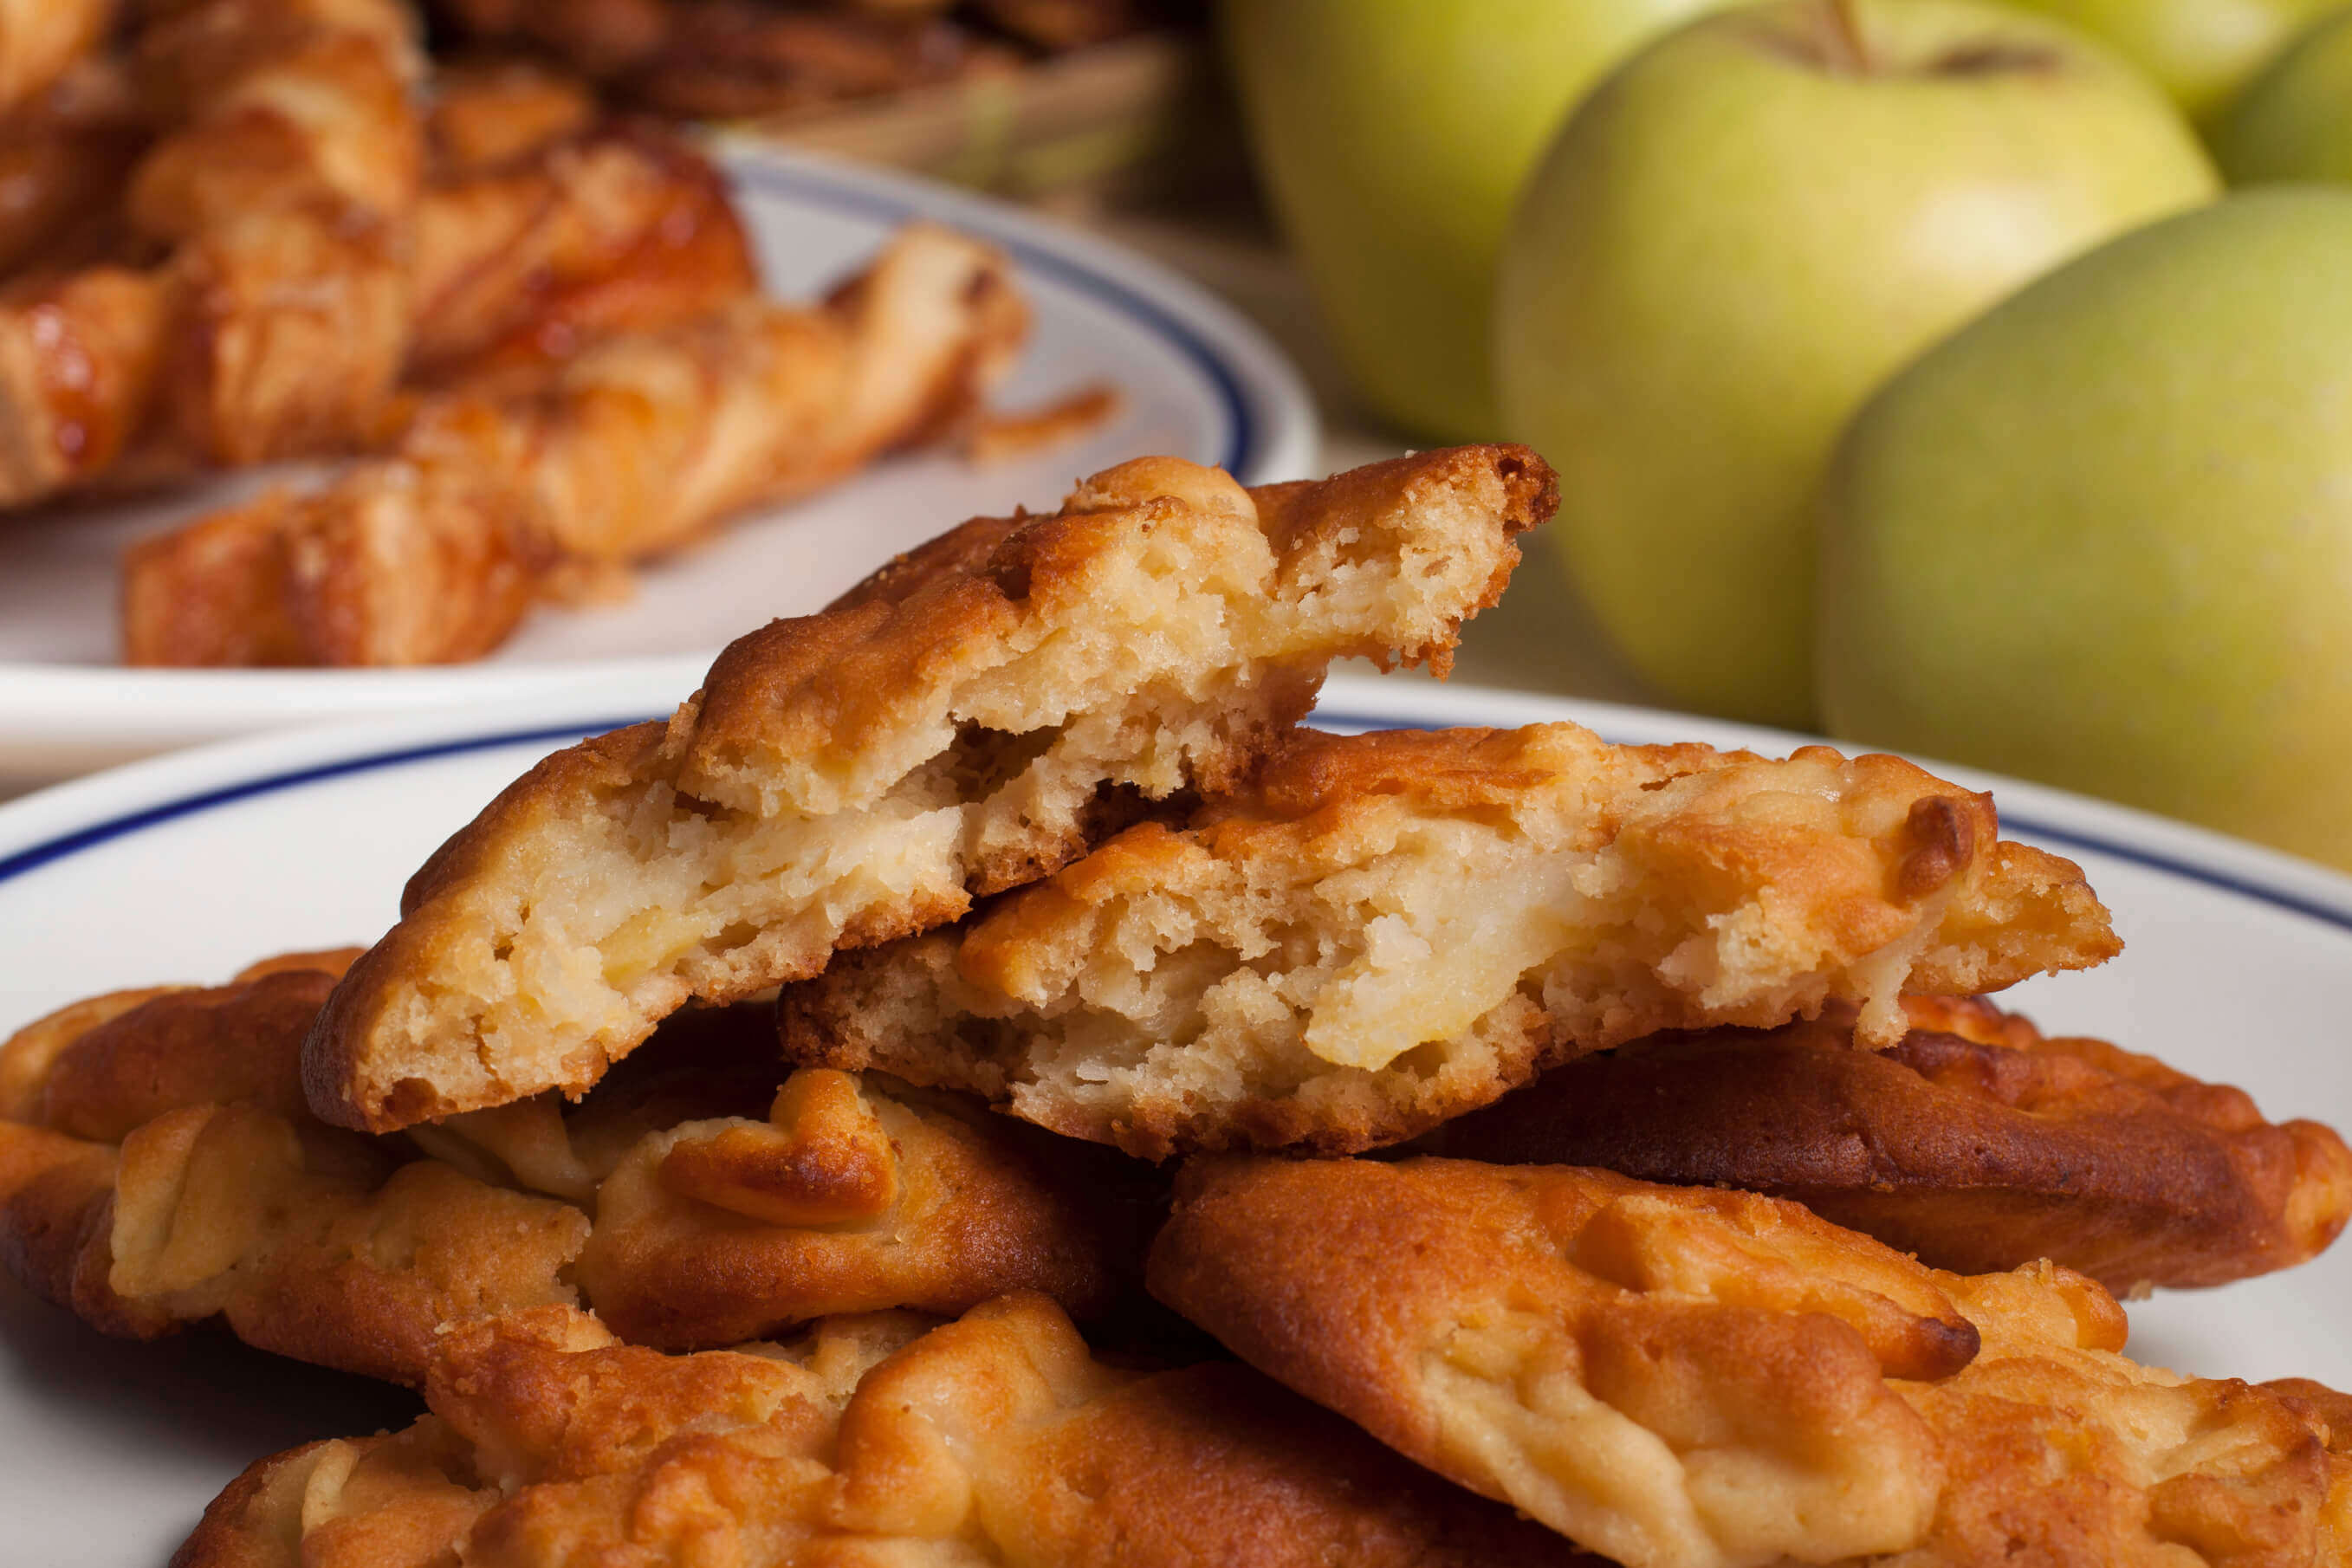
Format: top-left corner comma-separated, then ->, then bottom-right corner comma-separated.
9,682 -> 2352,938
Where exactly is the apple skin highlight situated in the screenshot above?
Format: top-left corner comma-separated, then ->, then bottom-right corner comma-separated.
1818,190 -> 2352,871
1493,0 -> 2216,728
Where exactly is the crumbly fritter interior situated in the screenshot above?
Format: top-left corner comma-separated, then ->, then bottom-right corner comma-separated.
309,444 -> 1552,1131
172,1293 -> 1602,1568
782,723 -> 2122,1158
1435,994 -> 2352,1293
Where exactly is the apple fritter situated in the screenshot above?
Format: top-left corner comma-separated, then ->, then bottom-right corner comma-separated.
781,723 -> 2120,1158
0,56 -> 146,279
303,445 -> 1553,1131
1149,1156 -> 1971,1568
406,121 -> 758,386
0,0 -> 427,508
424,57 -> 599,178
1433,994 -> 2352,1292
119,467 -> 549,669
172,1293 -> 1602,1568
126,0 -> 424,244
160,200 -> 416,470
0,955 -> 588,1386
418,1005 -> 1155,1349
0,960 -> 1148,1377
0,268 -> 172,507
1149,1155 -> 2352,1568
1889,1263 -> 2352,1568
0,0 -> 114,117
569,1068 -> 1142,1348
122,222 -> 1021,666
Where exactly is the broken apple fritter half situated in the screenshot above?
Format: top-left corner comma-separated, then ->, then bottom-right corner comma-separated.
304,445 -> 1557,1133
782,722 -> 2120,1159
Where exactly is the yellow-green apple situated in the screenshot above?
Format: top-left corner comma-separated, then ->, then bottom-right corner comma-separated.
1819,190 -> 2352,868
1220,0 -> 1729,440
2214,6 -> 2352,182
1999,0 -> 2342,122
1494,0 -> 2217,727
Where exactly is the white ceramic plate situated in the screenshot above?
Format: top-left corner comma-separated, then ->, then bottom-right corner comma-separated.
0,146 -> 1319,781
1,672 -> 2346,1562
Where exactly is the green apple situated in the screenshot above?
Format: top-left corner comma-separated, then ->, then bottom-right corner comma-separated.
2214,6 -> 2352,182
1999,0 -> 2342,122
1819,190 -> 2352,869
1494,0 -> 2217,728
1220,0 -> 1729,440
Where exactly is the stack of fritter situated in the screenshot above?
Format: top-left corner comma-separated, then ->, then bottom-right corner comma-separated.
3,444 -> 2347,1567
0,1 -> 1080,666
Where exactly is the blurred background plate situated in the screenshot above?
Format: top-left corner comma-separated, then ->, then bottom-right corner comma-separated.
0,670 -> 2344,1563
0,145 -> 1318,785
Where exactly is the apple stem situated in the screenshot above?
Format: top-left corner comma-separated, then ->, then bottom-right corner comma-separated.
1825,0 -> 1871,71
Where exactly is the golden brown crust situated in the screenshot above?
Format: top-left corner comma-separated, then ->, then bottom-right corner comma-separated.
1247,445 -> 1556,679
29,969 -> 334,1143
0,0 -> 114,118
405,120 -> 757,386
0,0 -> 424,509
159,200 -> 413,469
0,957 -> 588,1385
1886,1265 -> 2350,1568
1435,995 -> 2352,1293
173,1293 -> 1604,1568
1147,1156 -> 1969,1568
1150,1155 -> 2352,1568
783,723 -> 2122,1159
424,57 -> 599,178
570,1066 -> 1153,1349
6,964 -> 1148,1382
0,56 -> 146,279
0,268 -> 173,509
125,0 -> 423,243
305,445 -> 1552,1131
2269,1378 -> 2352,1454
124,223 -> 1024,666
133,0 -> 427,471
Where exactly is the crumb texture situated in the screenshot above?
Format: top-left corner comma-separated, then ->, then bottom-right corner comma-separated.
784,723 -> 2121,1157
307,444 -> 1553,1131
